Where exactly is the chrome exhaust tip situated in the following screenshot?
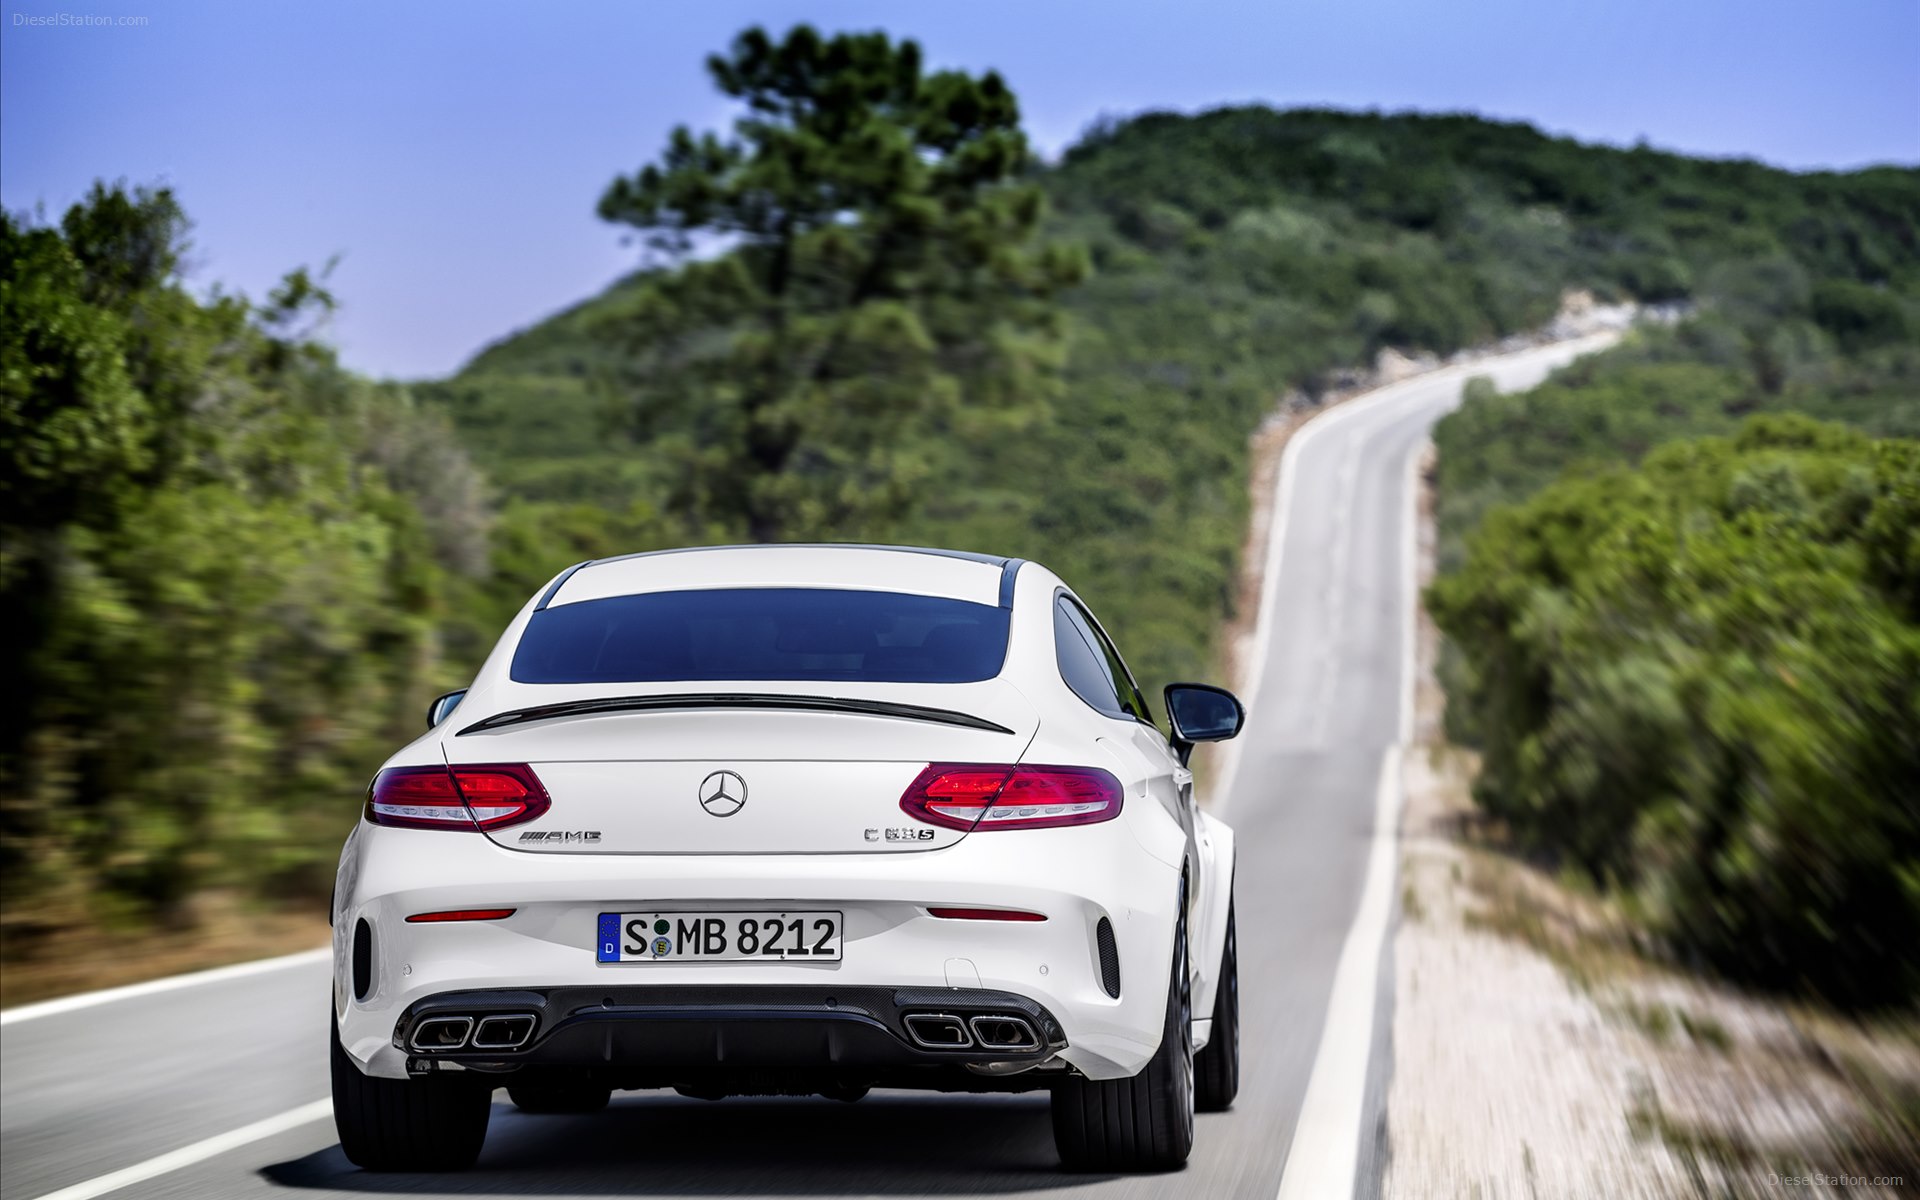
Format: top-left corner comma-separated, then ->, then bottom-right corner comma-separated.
409,1015 -> 475,1052
968,1014 -> 1041,1052
470,1013 -> 537,1050
903,1013 -> 972,1049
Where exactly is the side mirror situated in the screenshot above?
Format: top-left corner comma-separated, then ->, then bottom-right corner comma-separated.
1163,682 -> 1244,765
427,689 -> 468,730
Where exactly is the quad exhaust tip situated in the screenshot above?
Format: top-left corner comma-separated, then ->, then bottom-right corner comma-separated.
902,1011 -> 1042,1052
968,1014 -> 1040,1052
903,1013 -> 972,1049
410,1015 -> 474,1052
471,1013 -> 537,1050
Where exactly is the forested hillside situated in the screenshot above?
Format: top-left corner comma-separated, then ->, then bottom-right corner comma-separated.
432,106 -> 1919,698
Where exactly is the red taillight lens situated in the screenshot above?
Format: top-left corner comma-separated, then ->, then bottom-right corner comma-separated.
900,763 -> 1123,831
927,907 -> 1048,921
366,764 -> 550,832
405,908 -> 517,923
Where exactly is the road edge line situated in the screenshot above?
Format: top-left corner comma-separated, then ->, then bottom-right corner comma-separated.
26,1098 -> 332,1200
0,947 -> 330,1026
1274,745 -> 1405,1200
1272,434 -> 1425,1200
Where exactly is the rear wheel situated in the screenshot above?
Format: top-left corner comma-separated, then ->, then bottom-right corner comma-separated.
508,1081 -> 612,1114
1051,903 -> 1194,1172
1195,897 -> 1239,1111
331,1015 -> 492,1171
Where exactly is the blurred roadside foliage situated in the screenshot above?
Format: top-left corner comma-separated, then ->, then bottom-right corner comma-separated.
0,185 -> 493,947
6,32 -> 1919,963
1429,417 -> 1919,1006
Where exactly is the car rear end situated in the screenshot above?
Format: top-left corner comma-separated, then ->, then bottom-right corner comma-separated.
330,547 -> 1183,1112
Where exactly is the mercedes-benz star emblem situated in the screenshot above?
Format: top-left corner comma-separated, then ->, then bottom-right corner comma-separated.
698,770 -> 747,818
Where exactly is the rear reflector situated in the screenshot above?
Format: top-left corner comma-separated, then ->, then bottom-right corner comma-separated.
900,764 -> 1123,831
367,764 -> 550,832
926,907 -> 1047,922
405,908 -> 517,923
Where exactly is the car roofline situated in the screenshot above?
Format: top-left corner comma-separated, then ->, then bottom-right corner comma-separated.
533,544 -> 1026,612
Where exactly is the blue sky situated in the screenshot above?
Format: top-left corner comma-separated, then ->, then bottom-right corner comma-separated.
4,0 -> 1916,379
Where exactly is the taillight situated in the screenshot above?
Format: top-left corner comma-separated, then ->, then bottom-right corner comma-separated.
899,764 -> 1123,831
366,764 -> 550,832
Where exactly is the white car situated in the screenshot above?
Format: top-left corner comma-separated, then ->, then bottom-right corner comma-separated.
329,544 -> 1243,1172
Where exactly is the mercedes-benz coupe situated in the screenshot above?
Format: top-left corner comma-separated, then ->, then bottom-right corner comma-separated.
330,544 -> 1244,1172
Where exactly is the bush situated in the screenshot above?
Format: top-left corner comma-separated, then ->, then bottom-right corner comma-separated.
1428,416 -> 1920,1005
1811,279 -> 1915,354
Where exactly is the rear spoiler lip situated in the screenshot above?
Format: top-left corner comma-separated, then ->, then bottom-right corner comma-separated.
455,693 -> 1017,737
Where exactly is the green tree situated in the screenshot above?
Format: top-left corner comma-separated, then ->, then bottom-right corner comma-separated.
1,205 -> 150,533
596,24 -> 1085,541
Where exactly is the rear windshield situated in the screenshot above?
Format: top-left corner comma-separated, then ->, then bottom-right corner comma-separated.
511,588 -> 1011,684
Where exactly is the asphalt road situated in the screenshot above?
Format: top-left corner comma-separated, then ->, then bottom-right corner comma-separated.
0,333 -> 1617,1200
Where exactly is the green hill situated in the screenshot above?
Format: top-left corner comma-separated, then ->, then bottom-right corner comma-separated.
427,106 -> 1920,696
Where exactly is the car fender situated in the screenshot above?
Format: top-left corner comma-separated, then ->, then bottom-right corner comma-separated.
1189,810 -> 1235,1047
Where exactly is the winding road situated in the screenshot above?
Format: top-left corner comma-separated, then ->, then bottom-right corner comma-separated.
0,332 -> 1617,1200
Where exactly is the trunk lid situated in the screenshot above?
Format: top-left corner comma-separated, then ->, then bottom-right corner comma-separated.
443,685 -> 1037,855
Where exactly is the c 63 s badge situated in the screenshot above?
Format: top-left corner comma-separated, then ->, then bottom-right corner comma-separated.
519,830 -> 602,843
865,827 -> 936,843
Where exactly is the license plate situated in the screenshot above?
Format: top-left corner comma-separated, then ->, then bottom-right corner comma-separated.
597,911 -> 843,963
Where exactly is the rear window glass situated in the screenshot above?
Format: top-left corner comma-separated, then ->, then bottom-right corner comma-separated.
511,588 -> 1011,684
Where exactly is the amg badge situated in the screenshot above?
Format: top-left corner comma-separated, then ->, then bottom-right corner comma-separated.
518,830 -> 602,843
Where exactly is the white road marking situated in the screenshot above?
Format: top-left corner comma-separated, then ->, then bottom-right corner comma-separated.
0,947 -> 330,1026
1273,746 -> 1405,1200
26,1098 -> 331,1200
1272,433 -> 1426,1200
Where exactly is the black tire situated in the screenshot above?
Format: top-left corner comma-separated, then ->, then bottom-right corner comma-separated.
507,1081 -> 612,1114
1195,897 -> 1239,1111
1051,902 -> 1195,1172
330,1015 -> 492,1171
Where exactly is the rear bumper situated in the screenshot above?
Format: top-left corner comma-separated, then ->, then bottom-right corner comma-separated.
332,819 -> 1182,1082
390,984 -> 1067,1091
